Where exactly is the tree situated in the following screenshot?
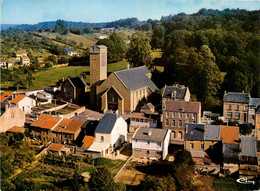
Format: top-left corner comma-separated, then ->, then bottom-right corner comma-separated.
126,34 -> 153,67
151,24 -> 166,49
173,150 -> 195,190
25,72 -> 35,89
139,175 -> 176,191
12,70 -> 26,90
88,166 -> 125,191
54,19 -> 68,35
239,124 -> 252,135
96,32 -> 126,63
46,55 -> 57,65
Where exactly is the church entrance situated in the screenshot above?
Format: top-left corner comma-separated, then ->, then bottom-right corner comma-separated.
107,88 -> 119,112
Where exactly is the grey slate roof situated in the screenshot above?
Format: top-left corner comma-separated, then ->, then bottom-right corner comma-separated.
249,98 -> 260,107
114,66 -> 157,92
64,48 -> 76,52
239,136 -> 257,158
256,106 -> 260,114
205,125 -> 220,141
133,127 -> 168,142
95,113 -> 120,134
163,86 -> 187,99
184,124 -> 205,141
69,77 -> 87,88
223,92 -> 250,104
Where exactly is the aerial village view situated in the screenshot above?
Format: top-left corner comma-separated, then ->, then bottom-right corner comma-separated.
0,0 -> 260,190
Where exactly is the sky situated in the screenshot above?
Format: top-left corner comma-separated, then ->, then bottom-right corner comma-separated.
1,0 -> 260,24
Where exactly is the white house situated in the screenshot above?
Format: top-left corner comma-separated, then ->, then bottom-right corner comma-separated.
87,113 -> 127,157
20,56 -> 30,66
10,94 -> 36,114
15,50 -> 28,58
132,127 -> 171,160
63,48 -> 77,56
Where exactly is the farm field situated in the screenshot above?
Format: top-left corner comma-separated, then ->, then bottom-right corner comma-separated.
38,32 -> 97,48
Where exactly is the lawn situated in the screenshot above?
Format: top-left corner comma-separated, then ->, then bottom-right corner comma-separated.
213,178 -> 237,191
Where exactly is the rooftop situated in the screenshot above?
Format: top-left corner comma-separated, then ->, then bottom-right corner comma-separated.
220,125 -> 239,144
16,50 -> 27,54
64,48 -> 76,52
7,126 -> 25,133
133,127 -> 169,142
114,66 -> 157,92
249,98 -> 260,107
184,123 -> 205,141
164,100 -> 201,113
10,94 -> 27,104
162,85 -> 188,99
130,113 -> 153,120
239,136 -> 257,158
223,92 -> 250,104
95,113 -> 121,134
82,136 -> 95,149
48,143 -> 65,152
68,77 -> 87,89
0,91 -> 12,102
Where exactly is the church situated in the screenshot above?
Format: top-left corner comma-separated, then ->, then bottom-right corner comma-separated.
89,45 -> 158,115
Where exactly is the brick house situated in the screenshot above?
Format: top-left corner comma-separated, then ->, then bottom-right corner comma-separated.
184,123 -> 221,163
223,92 -> 260,124
30,114 -> 84,144
57,77 -> 88,104
132,127 -> 171,160
162,100 -> 201,145
89,45 -> 158,115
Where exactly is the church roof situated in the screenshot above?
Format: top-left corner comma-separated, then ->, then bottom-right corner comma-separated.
114,66 -> 157,92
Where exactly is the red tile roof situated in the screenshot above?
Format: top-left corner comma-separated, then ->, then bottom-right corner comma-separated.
10,94 -> 26,104
7,126 -> 25,133
82,136 -> 95,148
62,119 -> 84,134
0,92 -> 12,102
21,56 -> 29,60
31,114 -> 61,130
16,50 -> 27,54
48,143 -> 64,152
131,113 -> 152,120
165,100 -> 201,113
220,125 -> 239,144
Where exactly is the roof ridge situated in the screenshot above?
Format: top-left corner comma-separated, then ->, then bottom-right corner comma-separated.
114,65 -> 147,73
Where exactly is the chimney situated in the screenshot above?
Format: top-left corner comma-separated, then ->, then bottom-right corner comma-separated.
171,91 -> 177,100
4,104 -> 9,111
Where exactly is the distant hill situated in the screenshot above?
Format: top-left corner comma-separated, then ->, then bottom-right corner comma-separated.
1,18 -> 142,31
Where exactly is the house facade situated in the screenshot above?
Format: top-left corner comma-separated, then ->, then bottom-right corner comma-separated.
129,113 -> 157,133
223,92 -> 260,124
0,103 -> 25,133
57,77 -> 87,104
132,127 -> 171,160
87,113 -> 127,157
20,56 -> 30,66
10,94 -> 36,114
162,100 -> 201,145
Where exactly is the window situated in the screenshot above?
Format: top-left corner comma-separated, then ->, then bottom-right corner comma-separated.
228,104 -> 231,109
244,106 -> 248,111
235,113 -> 240,120
179,113 -> 182,118
201,144 -> 204,150
166,112 -> 169,117
178,120 -> 182,127
227,112 -> 232,119
101,136 -> 104,142
193,113 -> 196,119
236,105 -> 239,111
64,88 -> 66,92
172,112 -> 175,118
172,120 -> 175,127
157,142 -> 161,146
190,143 -> 194,149
166,119 -> 169,126
147,150 -> 150,154
252,115 -> 255,120
186,113 -> 189,118
147,141 -> 150,144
